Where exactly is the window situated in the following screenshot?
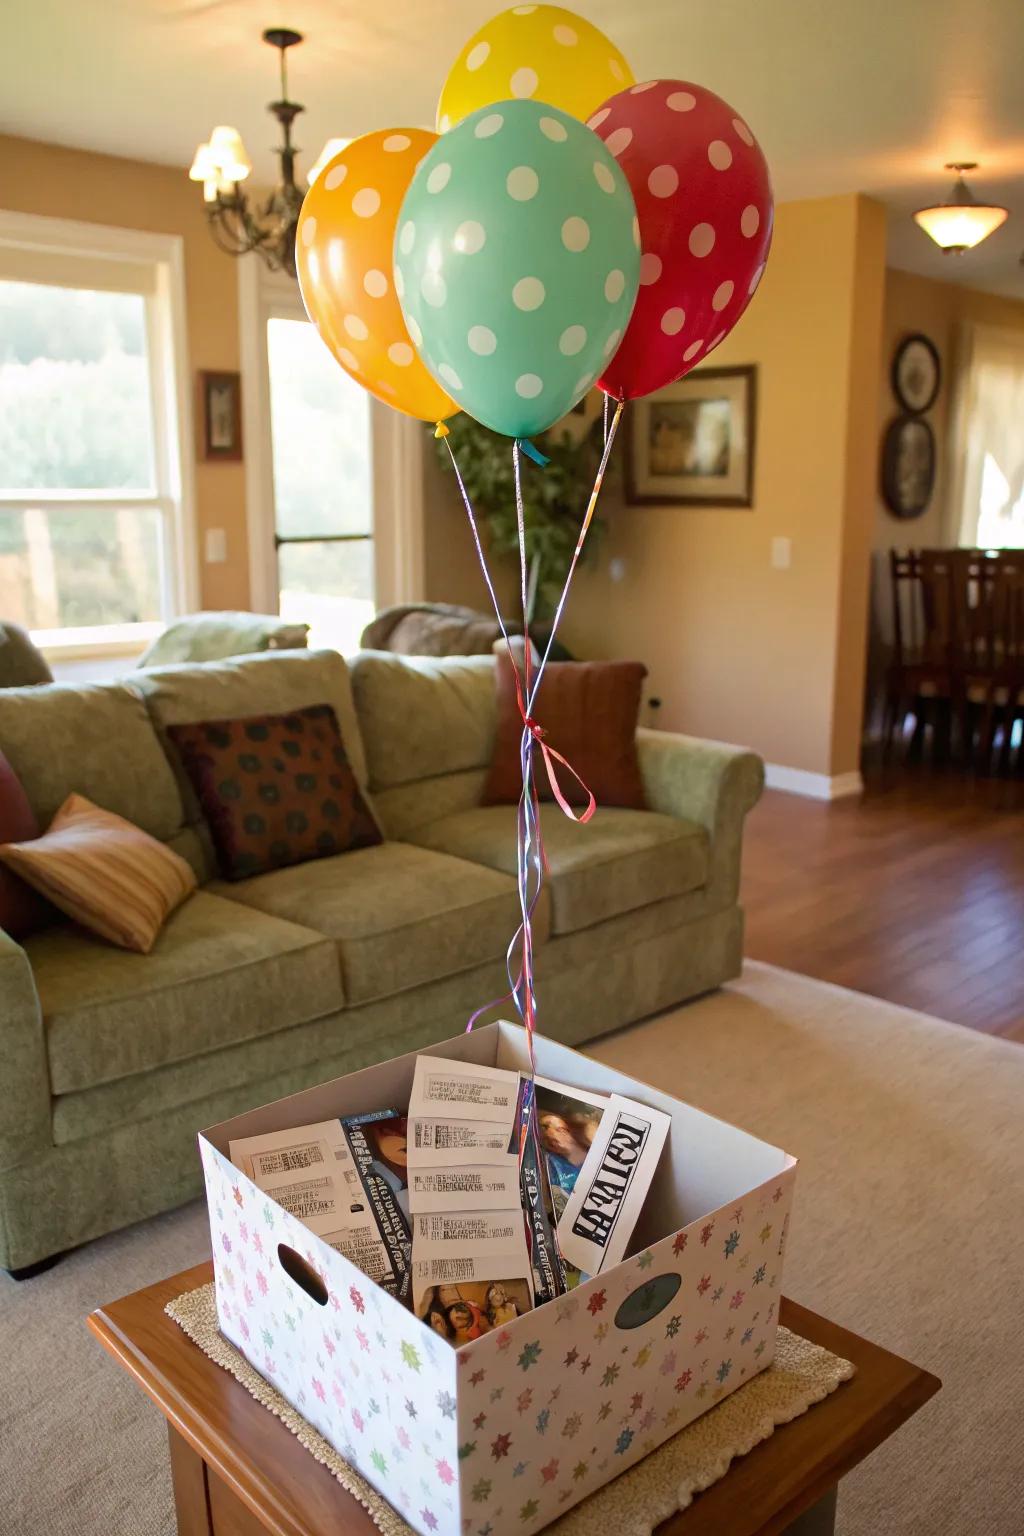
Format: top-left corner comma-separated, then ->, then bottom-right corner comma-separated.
953,323 -> 1024,550
266,315 -> 375,654
0,217 -> 192,655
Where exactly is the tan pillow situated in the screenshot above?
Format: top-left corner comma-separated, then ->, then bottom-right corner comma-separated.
0,792 -> 196,953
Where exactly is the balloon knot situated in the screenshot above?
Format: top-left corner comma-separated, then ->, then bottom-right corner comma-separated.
434,421 -> 450,439
515,437 -> 550,467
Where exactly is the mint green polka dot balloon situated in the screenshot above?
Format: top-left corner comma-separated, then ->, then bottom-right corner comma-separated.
394,99 -> 639,438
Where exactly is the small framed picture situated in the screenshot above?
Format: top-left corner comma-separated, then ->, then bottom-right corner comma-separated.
891,333 -> 940,415
626,366 -> 756,507
199,370 -> 242,461
881,413 -> 936,519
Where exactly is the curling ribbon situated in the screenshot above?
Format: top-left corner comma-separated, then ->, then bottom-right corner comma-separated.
445,400 -> 626,1063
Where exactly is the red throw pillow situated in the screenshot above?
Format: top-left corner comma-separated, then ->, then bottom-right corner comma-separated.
482,652 -> 648,809
167,704 -> 382,881
0,749 -> 57,940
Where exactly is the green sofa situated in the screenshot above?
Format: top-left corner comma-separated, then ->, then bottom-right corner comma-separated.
0,649 -> 763,1272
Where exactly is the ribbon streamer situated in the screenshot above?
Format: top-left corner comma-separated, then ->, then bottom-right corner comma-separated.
444,398 -> 625,1065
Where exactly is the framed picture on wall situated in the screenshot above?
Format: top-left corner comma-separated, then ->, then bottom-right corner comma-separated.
891,333 -> 940,414
881,413 -> 936,518
199,370 -> 243,461
626,366 -> 756,507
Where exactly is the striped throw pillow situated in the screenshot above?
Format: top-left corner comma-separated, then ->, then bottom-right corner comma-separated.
0,793 -> 196,953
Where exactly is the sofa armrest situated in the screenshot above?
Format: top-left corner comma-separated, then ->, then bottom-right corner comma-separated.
636,728 -> 764,907
0,929 -> 50,1169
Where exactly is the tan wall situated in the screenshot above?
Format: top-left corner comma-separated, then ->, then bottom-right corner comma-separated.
830,198 -> 888,773
423,193 -> 887,779
1,134 -> 251,610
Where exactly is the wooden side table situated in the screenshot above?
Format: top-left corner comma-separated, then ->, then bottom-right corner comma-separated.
88,1262 -> 939,1536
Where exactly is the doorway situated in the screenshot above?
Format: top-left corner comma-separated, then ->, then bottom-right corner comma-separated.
240,264 -> 425,652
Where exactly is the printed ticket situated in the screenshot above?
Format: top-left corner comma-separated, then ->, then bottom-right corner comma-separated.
411,1208 -> 535,1335
556,1093 -> 672,1276
229,1120 -> 367,1238
409,1054 -> 522,1124
408,1117 -> 518,1167
408,1165 -> 521,1213
229,1119 -> 354,1184
413,1211 -> 526,1252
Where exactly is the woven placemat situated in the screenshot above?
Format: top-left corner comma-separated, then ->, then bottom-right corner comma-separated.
167,1283 -> 853,1535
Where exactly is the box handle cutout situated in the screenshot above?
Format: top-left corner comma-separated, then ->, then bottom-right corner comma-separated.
277,1243 -> 329,1306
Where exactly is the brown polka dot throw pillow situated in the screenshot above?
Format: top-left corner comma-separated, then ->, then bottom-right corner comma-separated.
167,704 -> 382,881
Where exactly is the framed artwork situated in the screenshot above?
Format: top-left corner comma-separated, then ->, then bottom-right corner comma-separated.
891,334 -> 940,414
626,366 -> 756,507
881,413 -> 935,518
199,370 -> 243,461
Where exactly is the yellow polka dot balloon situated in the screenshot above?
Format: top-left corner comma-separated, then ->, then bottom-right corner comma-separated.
437,5 -> 634,132
296,130 -> 457,422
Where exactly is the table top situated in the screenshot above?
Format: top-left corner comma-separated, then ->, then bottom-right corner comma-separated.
88,1261 -> 939,1536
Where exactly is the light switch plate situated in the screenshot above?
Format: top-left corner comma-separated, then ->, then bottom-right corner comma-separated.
205,527 -> 227,564
771,536 -> 791,570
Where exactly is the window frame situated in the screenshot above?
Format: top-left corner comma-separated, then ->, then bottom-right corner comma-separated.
0,210 -> 197,658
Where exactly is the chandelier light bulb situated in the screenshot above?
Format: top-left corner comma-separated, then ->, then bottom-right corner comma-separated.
188,142 -> 217,182
208,125 -> 252,183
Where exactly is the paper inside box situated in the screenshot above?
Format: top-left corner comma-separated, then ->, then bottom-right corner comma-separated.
203,1021 -> 793,1274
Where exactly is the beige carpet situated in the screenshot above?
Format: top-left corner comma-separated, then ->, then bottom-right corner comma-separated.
1,962 -> 1021,1535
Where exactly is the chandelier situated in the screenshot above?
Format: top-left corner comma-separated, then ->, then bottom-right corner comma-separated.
913,163 -> 1009,255
189,28 -> 341,277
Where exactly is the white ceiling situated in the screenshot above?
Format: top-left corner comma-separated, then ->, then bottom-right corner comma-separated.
4,0 -> 1024,296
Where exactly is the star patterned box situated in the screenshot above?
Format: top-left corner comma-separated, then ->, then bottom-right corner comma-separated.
200,1022 -> 797,1536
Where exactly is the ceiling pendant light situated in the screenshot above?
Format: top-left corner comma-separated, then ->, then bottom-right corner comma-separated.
188,29 -> 347,276
913,163 -> 1009,255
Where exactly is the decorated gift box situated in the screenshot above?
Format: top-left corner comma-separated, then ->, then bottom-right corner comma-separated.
201,1021 -> 797,1536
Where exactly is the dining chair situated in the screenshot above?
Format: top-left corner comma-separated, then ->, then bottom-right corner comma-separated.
883,548 -> 957,760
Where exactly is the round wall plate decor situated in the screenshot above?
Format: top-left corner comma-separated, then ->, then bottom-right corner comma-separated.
881,414 -> 936,519
892,333 -> 940,414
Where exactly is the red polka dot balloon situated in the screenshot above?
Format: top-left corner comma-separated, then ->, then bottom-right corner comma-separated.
588,80 -> 773,401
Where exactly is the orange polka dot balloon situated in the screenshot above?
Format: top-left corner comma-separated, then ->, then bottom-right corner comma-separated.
296,130 -> 458,422
437,5 -> 634,132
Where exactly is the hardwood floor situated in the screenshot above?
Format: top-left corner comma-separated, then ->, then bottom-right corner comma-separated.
740,765 -> 1024,1043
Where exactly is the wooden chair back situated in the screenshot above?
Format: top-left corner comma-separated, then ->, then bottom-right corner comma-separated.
889,548 -> 957,673
988,554 -> 1024,680
949,549 -> 1009,680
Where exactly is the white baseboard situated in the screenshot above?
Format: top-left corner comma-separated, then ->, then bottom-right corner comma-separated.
763,764 -> 864,800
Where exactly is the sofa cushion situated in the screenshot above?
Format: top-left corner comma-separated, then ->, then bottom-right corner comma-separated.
405,805 -> 709,935
209,840 -> 547,1006
28,889 -> 342,1094
0,681 -> 185,841
167,704 -> 382,880
483,652 -> 648,809
0,793 -> 196,954
349,652 -> 496,790
133,652 -> 371,878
